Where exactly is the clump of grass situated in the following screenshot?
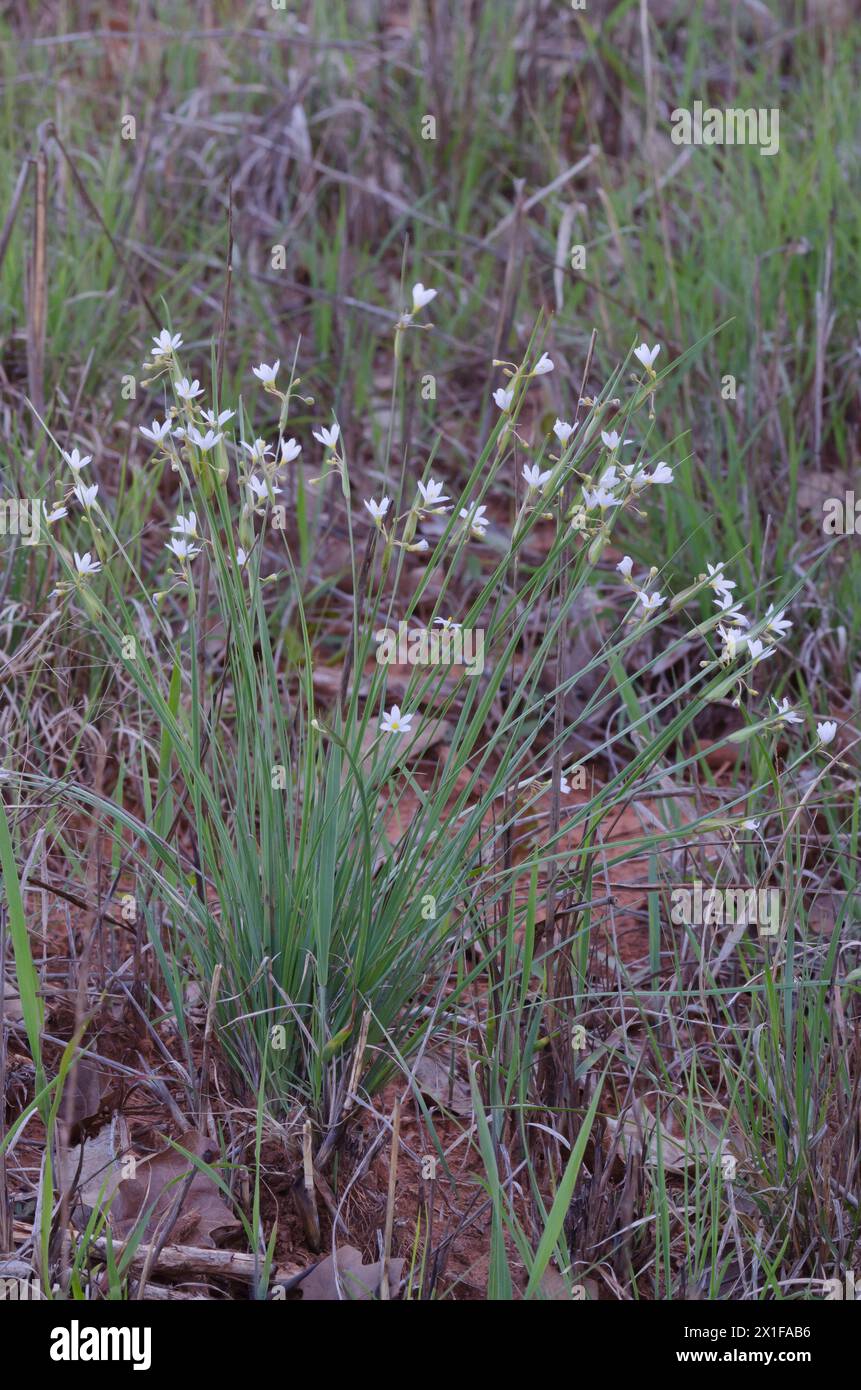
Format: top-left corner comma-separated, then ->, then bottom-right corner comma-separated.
19,286 -> 825,1159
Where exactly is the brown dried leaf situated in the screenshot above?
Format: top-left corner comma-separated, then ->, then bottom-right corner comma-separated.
111,1129 -> 241,1248
413,1053 -> 472,1117
299,1246 -> 405,1301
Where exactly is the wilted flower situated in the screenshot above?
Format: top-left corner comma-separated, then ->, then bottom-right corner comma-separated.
380,705 -> 413,734
236,547 -> 248,568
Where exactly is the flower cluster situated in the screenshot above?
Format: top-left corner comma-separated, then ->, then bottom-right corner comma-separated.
49,299 -> 840,816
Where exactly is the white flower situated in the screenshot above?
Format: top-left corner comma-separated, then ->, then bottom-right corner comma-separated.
409,538 -> 429,553
363,496 -> 391,524
313,422 -> 340,449
554,419 -> 576,445
73,482 -> 99,509
139,419 -> 172,444
280,438 -> 302,464
636,589 -> 665,612
166,536 -> 200,562
717,623 -> 743,662
63,448 -> 92,473
43,503 -> 68,524
714,592 -> 749,626
434,617 -> 462,631
151,328 -> 182,357
764,605 -> 792,639
633,343 -> 661,370
522,463 -> 552,492
532,352 -> 554,376
202,408 -> 235,428
380,705 -> 413,734
171,512 -> 197,536
582,486 -> 619,511
411,283 -> 437,312
741,818 -> 761,831
459,503 -> 489,538
242,438 -> 272,464
252,360 -> 279,385
74,551 -> 101,576
601,430 -> 633,450
706,562 -> 735,599
236,547 -> 248,568
175,377 -> 204,402
746,637 -> 772,663
417,477 -> 449,510
646,462 -> 673,486
187,426 -> 222,452
817,720 -> 837,747
248,475 -> 281,502
493,387 -> 514,412
616,555 -> 634,578
771,697 -> 803,727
